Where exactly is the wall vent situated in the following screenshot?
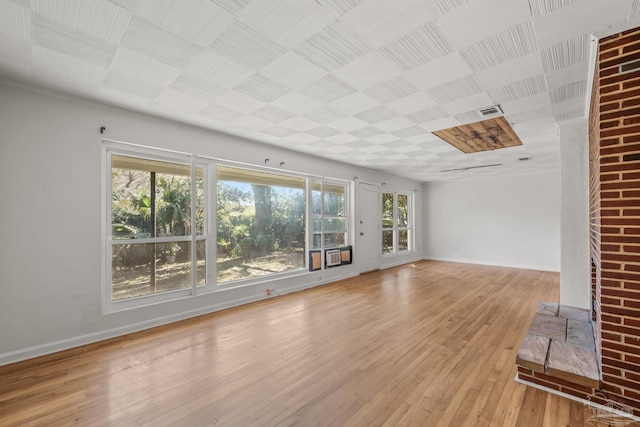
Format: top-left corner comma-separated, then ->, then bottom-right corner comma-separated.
620,59 -> 640,74
478,105 -> 503,118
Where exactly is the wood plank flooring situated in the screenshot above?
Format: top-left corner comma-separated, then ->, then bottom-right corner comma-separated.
0,261 -> 620,426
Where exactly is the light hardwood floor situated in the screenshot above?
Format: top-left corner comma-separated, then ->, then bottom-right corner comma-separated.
0,261 -> 619,426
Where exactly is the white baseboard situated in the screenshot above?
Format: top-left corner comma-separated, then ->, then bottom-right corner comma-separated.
423,256 -> 560,273
0,272 -> 357,367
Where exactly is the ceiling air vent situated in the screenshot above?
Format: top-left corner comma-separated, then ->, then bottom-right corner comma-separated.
478,105 -> 503,118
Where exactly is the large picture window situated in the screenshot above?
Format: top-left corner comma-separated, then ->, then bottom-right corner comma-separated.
216,166 -> 306,283
108,153 -> 206,304
105,142 -> 355,310
382,191 -> 412,255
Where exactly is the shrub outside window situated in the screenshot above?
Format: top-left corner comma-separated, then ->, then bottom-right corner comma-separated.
312,181 -> 348,250
216,166 -> 306,284
382,191 -> 412,255
108,153 -> 206,304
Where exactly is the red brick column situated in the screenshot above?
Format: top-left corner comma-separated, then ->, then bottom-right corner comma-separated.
593,27 -> 640,412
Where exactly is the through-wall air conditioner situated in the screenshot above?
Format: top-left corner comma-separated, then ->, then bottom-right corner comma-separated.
326,249 -> 342,267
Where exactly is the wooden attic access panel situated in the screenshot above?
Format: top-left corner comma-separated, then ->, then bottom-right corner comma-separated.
432,116 -> 522,153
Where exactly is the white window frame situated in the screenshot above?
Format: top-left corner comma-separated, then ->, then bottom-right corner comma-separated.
214,161 -> 310,289
102,142 -> 211,312
381,190 -> 413,257
311,178 -> 351,252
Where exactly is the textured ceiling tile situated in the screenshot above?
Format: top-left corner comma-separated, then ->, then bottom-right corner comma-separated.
103,69 -> 163,99
387,92 -> 438,115
376,116 -> 415,132
362,75 -> 418,103
341,0 -> 434,48
31,13 -> 118,67
631,0 -> 640,18
95,86 -> 151,110
32,0 -> 132,43
506,106 -> 554,123
279,116 -> 321,132
251,105 -> 295,123
438,0 -> 530,48
171,73 -> 226,102
110,47 -> 181,86
404,53 -> 472,90
540,33 -> 589,73
305,125 -> 341,138
210,0 -> 251,16
198,103 -> 243,122
121,17 -> 202,68
379,22 -> 453,71
405,106 -> 449,124
315,0 -> 364,16
459,21 -> 539,72
261,124 -> 297,137
154,87 -> 209,113
32,45 -> 107,84
327,116 -> 369,132
136,0 -> 233,47
240,0 -> 334,49
475,52 -> 545,91
549,80 -> 586,104
355,105 -> 397,123
215,90 -> 266,114
391,125 -> 426,138
0,0 -> 30,40
533,0 -> 634,48
333,51 -> 399,89
544,61 -> 587,91
234,73 -> 291,102
488,75 -> 548,103
529,0 -> 581,19
424,0 -> 470,16
294,22 -> 369,71
209,19 -> 286,70
500,92 -> 551,114
230,114 -> 273,131
107,0 -> 140,12
260,52 -> 327,89
329,92 -> 379,115
270,91 -> 323,114
426,74 -> 482,104
302,105 -> 345,123
300,74 -> 357,103
325,132 -> 360,143
349,125 -> 385,138
187,50 -> 252,88
442,91 -> 494,115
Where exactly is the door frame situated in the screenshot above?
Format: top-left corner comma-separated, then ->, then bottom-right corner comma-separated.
357,180 -> 381,273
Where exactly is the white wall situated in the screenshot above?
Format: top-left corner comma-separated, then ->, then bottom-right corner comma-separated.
423,171 -> 561,271
0,83 -> 423,364
559,119 -> 590,309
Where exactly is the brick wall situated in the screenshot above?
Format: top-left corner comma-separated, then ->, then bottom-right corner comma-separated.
592,27 -> 640,413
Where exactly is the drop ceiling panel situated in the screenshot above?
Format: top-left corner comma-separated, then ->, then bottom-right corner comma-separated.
2,0 -> 638,182
404,53 -> 473,90
534,0 -> 634,48
475,52 -> 545,90
240,0 -> 335,48
260,52 -> 327,90
438,0 -> 531,48
135,0 -> 233,47
341,0 -> 434,48
333,51 -> 399,89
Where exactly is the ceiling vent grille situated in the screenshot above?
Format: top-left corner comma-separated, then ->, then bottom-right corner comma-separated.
478,105 -> 503,118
